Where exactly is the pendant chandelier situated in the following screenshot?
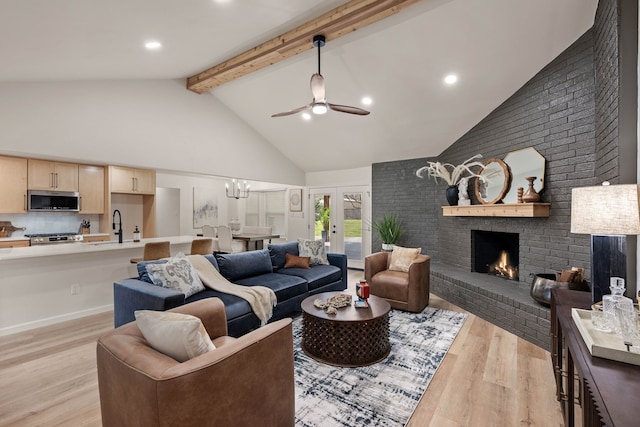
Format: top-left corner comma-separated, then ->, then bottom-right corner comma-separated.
225,179 -> 250,199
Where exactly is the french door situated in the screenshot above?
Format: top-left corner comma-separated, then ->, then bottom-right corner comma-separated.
308,186 -> 370,269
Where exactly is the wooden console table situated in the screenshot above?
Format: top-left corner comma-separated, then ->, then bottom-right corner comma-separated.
551,289 -> 640,426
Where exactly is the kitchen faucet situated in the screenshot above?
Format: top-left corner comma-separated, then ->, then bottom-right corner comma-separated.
112,209 -> 123,244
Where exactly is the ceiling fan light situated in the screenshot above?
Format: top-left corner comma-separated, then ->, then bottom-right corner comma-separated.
312,103 -> 328,115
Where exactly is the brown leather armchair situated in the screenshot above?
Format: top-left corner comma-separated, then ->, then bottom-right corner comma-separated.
364,251 -> 430,312
97,298 -> 294,427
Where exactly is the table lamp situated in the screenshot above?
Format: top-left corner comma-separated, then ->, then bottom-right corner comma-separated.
570,183 -> 640,303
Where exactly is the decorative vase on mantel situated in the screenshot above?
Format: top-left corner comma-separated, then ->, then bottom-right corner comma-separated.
522,176 -> 540,203
445,185 -> 459,206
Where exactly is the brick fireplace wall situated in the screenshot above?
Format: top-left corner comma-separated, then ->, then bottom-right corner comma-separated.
371,0 -> 637,349
435,31 -> 596,282
373,29 -> 598,281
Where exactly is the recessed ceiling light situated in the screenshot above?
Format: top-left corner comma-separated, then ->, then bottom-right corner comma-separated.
145,41 -> 162,50
361,96 -> 373,106
444,74 -> 458,85
302,112 -> 312,121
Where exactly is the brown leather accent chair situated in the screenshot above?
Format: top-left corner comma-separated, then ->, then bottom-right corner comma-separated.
364,251 -> 430,312
190,238 -> 213,255
96,298 -> 295,427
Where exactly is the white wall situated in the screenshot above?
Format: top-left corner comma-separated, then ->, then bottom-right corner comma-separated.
156,171 -> 231,236
306,166 -> 372,187
0,79 -> 304,185
156,167 -> 372,242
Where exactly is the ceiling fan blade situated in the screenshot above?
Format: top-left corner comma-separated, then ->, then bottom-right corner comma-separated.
310,73 -> 325,101
328,103 -> 370,116
271,103 -> 311,117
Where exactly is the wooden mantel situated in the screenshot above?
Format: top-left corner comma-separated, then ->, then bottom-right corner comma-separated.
442,203 -> 550,218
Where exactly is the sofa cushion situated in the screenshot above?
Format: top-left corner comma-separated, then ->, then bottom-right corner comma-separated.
137,254 -> 219,284
216,249 -> 273,281
134,310 -> 215,362
277,264 -> 342,292
298,239 -> 329,265
186,289 -> 252,321
145,254 -> 205,298
284,253 -> 310,269
269,241 -> 299,270
234,273 -> 308,303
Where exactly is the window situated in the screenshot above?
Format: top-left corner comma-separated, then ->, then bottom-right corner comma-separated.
245,190 -> 286,236
265,191 -> 286,236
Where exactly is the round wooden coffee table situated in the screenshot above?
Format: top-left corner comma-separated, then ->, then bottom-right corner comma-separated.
301,292 -> 391,367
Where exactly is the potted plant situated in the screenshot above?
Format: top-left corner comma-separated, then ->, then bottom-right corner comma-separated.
320,208 -> 330,242
372,213 -> 404,251
416,154 -> 485,206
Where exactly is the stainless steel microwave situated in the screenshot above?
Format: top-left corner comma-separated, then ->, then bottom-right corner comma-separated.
27,190 -> 80,212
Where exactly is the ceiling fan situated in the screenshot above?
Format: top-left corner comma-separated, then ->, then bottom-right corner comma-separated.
271,35 -> 370,118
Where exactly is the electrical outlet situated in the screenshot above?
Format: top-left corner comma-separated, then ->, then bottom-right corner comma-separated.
70,284 -> 80,295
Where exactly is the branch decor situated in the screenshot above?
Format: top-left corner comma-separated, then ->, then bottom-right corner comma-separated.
416,154 -> 485,186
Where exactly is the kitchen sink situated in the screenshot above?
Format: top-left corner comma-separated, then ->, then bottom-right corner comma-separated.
89,239 -> 134,245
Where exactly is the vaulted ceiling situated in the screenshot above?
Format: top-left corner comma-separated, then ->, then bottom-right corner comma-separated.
0,0 -> 598,173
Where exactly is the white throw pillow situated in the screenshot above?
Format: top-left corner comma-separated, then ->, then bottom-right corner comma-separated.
134,310 -> 216,362
389,246 -> 421,272
298,239 -> 329,265
145,252 -> 205,298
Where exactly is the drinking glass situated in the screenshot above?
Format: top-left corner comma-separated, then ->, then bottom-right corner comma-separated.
614,304 -> 640,352
591,303 -> 612,333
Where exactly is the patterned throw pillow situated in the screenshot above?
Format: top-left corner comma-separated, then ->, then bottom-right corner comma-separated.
134,310 -> 215,362
145,252 -> 205,298
388,246 -> 421,272
298,239 -> 329,265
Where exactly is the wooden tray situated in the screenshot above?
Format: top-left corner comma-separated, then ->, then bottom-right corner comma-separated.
572,308 -> 640,366
0,221 -> 26,237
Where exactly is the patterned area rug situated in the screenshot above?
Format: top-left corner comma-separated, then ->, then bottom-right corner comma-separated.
294,307 -> 467,426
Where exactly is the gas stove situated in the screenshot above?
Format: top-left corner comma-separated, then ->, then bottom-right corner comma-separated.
25,232 -> 84,245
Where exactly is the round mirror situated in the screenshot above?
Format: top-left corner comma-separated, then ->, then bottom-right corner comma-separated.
475,158 -> 510,205
502,147 -> 546,203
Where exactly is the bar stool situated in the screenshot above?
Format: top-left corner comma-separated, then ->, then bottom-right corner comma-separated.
130,241 -> 171,264
190,238 -> 213,255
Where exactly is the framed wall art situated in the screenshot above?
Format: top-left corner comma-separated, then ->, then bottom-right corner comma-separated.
289,188 -> 303,212
193,187 -> 218,228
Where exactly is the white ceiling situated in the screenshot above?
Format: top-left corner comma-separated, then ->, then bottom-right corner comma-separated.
0,0 -> 598,173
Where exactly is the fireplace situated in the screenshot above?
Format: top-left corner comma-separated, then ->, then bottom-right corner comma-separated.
471,230 -> 519,280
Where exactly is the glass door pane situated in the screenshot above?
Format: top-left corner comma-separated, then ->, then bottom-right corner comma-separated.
312,192 -> 333,252
342,192 -> 362,264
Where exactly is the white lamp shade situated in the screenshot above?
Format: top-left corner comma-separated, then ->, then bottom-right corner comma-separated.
571,184 -> 640,235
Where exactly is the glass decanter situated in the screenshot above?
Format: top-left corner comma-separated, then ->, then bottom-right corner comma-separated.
602,278 -> 633,335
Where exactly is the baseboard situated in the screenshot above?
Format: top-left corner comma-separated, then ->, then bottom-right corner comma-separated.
0,304 -> 113,337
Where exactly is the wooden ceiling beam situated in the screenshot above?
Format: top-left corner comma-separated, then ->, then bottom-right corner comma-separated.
186,0 -> 422,94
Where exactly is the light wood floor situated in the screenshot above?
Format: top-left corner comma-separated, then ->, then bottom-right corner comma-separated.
0,273 -> 563,427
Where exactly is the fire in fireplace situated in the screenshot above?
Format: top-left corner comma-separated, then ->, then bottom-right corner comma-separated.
488,250 -> 518,280
471,230 -> 519,281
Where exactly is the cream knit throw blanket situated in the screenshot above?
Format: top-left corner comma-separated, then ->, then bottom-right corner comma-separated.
187,255 -> 277,326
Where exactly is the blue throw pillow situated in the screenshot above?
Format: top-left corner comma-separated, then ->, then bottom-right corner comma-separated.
216,249 -> 273,281
137,259 -> 167,283
268,241 -> 299,269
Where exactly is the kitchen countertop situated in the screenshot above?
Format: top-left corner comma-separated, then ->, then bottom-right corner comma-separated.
0,235 -> 196,261
0,236 -> 30,242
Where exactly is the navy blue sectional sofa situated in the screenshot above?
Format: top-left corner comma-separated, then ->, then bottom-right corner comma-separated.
113,241 -> 348,337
